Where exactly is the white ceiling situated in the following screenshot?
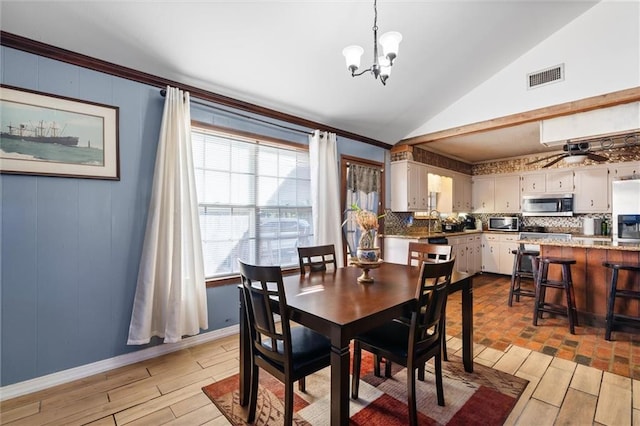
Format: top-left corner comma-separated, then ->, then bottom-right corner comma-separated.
0,1 -> 600,163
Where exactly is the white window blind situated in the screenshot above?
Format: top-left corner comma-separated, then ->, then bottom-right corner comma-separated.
192,128 -> 312,279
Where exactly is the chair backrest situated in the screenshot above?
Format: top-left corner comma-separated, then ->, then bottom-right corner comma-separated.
238,260 -> 292,366
407,242 -> 452,266
409,257 -> 455,351
298,244 -> 337,274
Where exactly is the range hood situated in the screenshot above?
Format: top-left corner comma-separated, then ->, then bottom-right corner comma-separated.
540,101 -> 640,146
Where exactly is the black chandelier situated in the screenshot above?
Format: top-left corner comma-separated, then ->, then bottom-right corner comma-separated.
342,0 -> 402,85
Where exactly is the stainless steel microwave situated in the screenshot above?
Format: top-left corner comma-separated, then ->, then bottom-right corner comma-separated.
488,216 -> 520,232
521,194 -> 574,217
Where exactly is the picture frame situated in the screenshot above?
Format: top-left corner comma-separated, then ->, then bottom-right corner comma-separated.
0,85 -> 120,180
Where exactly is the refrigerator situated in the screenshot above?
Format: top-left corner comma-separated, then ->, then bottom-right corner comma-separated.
611,178 -> 640,242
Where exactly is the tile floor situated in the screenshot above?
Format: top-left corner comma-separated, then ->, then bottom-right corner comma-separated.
445,273 -> 640,380
443,272 -> 640,425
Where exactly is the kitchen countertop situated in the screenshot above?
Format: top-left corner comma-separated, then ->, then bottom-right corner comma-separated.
381,230 -> 484,239
517,238 -> 640,251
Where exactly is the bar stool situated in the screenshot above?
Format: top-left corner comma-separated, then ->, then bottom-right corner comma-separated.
533,257 -> 578,334
603,261 -> 640,341
508,247 -> 540,306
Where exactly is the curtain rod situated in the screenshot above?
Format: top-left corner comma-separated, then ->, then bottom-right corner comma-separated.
160,89 -> 313,136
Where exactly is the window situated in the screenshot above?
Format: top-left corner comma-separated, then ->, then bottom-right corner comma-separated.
192,127 -> 312,279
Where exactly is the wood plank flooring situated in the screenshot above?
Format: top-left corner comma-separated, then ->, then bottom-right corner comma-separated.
0,277 -> 640,426
1,332 -> 638,425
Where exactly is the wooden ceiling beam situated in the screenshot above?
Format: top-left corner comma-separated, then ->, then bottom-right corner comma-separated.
399,86 -> 640,146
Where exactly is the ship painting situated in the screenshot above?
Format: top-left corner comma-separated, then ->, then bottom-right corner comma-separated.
1,121 -> 79,146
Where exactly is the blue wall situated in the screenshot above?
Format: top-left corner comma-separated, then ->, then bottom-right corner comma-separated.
0,46 -> 388,386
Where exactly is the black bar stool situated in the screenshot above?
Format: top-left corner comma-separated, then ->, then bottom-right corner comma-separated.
533,257 -> 578,334
508,247 -> 540,306
603,261 -> 640,341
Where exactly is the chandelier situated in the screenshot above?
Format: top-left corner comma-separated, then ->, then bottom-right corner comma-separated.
342,0 -> 402,85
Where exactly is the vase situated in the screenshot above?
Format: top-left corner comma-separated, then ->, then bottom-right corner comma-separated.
357,229 -> 380,262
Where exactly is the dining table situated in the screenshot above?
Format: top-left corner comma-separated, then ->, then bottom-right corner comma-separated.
238,261 -> 474,426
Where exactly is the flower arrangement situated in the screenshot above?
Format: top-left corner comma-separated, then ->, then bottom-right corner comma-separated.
344,204 -> 384,251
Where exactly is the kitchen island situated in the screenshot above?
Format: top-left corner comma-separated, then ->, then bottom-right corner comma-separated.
518,238 -> 640,325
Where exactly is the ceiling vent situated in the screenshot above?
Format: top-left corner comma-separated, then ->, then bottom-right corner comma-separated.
527,64 -> 564,89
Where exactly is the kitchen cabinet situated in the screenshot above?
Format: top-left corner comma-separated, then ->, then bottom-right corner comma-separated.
574,167 -> 609,213
481,233 -> 518,274
608,161 -> 640,210
452,173 -> 472,212
493,174 -> 520,213
521,172 -> 546,194
383,236 -> 415,264
545,169 -> 574,193
472,176 -> 495,213
481,234 -> 499,273
448,234 -> 481,275
390,161 -> 428,211
498,234 -> 519,275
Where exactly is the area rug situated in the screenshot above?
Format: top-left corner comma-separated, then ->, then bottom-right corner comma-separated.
202,353 -> 528,425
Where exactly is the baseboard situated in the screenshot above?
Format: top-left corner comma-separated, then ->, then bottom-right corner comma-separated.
0,324 -> 239,402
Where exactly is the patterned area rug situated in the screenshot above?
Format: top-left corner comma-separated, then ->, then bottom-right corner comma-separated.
202,353 -> 528,425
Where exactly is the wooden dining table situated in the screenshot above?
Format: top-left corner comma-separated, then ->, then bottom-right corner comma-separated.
238,262 -> 474,426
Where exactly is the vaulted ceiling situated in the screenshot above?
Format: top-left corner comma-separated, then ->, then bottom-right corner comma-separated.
1,1 -> 611,162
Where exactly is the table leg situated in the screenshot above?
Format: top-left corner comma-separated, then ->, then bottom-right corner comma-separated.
462,277 -> 474,373
330,340 -> 350,426
239,288 -> 251,406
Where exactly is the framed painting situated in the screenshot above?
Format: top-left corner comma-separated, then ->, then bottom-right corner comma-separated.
0,85 -> 119,180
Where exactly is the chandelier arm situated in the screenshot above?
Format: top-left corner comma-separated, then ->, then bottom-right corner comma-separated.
351,68 -> 373,77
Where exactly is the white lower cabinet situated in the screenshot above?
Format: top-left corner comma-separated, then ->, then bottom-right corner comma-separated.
448,234 -> 482,274
383,237 -> 415,264
481,233 -> 518,275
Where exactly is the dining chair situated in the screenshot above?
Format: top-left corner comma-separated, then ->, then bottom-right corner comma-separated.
351,257 -> 455,426
297,244 -> 337,274
407,242 -> 453,266
373,242 -> 453,377
238,260 -> 331,425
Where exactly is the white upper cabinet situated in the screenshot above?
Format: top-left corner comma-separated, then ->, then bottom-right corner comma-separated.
452,173 -> 472,212
521,172 -> 546,194
493,174 -> 521,213
472,176 -> 495,213
545,169 -> 574,193
574,167 -> 609,213
390,160 -> 428,211
608,161 -> 640,210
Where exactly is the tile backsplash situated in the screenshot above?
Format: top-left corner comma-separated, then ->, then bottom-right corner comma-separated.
384,210 -> 612,236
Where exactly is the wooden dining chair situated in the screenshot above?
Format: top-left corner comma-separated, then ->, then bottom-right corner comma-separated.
351,258 -> 455,426
238,260 -> 331,425
297,244 -> 337,274
407,242 -> 453,266
373,242 -> 453,377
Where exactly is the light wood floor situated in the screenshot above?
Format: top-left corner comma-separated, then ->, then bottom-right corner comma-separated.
1,332 -> 638,425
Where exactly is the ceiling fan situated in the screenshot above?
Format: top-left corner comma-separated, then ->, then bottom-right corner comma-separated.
527,141 -> 609,168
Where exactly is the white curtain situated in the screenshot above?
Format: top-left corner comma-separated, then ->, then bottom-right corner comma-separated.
127,86 -> 208,345
309,130 -> 344,266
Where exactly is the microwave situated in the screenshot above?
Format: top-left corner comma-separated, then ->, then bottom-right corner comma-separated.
521,194 -> 574,217
488,216 -> 520,232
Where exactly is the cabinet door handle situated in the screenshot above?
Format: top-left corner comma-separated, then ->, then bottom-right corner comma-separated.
533,182 -> 536,190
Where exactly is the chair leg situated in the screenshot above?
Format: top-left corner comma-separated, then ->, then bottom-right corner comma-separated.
384,358 -> 392,378
562,265 -> 576,334
435,354 -> 445,407
509,253 -> 519,306
247,364 -> 259,423
298,377 -> 305,392
373,354 -> 381,377
351,342 -> 362,399
407,365 -> 418,426
418,362 -> 425,381
605,268 -> 619,341
284,381 -> 294,426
